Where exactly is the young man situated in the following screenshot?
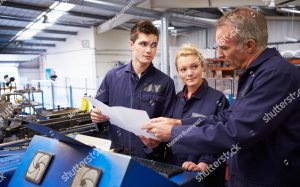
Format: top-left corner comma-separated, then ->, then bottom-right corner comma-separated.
91,21 -> 175,160
143,7 -> 300,186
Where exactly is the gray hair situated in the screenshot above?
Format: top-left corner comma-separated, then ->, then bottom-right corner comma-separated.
216,7 -> 268,48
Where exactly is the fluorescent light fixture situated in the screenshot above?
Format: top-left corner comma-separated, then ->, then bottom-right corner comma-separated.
284,36 -> 298,42
18,30 -> 40,40
152,21 -> 175,30
279,8 -> 300,14
46,10 -> 65,22
15,31 -> 23,37
16,35 -> 32,41
152,20 -> 161,26
49,1 -> 60,9
269,0 -> 275,7
25,22 -> 35,29
15,1 -> 74,41
30,23 -> 50,30
50,2 -> 75,12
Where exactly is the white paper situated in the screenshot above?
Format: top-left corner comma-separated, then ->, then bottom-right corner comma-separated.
75,134 -> 111,151
86,97 -> 156,139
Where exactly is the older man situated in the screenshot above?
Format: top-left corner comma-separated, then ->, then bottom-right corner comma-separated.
143,7 -> 300,186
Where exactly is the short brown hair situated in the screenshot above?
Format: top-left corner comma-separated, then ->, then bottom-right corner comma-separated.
216,7 -> 268,48
130,20 -> 159,43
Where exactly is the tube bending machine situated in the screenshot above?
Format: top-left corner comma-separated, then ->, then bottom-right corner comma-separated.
8,123 -> 200,187
0,93 -> 201,187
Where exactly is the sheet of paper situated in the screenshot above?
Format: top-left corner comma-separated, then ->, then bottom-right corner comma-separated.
85,97 -> 156,139
75,134 -> 111,151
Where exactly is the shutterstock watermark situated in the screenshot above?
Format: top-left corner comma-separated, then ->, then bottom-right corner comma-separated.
0,0 -> 6,5
95,88 -> 106,98
262,0 -> 275,7
167,118 -> 202,148
263,88 -> 300,124
202,26 -> 241,58
195,143 -> 242,183
218,26 -> 241,45
0,172 -> 6,183
108,0 -> 135,25
0,103 -> 17,121
68,109 -> 80,119
61,149 -> 102,182
262,0 -> 271,5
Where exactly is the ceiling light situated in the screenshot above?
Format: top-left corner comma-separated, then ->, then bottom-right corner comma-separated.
30,23 -> 49,30
49,2 -> 60,10
15,31 -> 23,37
269,0 -> 275,7
25,22 -> 35,29
152,20 -> 161,27
51,2 -> 75,12
46,11 -> 65,22
284,36 -> 298,42
14,1 -> 74,42
279,8 -> 300,14
18,30 -> 40,40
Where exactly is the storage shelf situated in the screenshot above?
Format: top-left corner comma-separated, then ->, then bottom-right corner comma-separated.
207,58 -> 224,62
288,58 -> 300,64
208,67 -> 234,71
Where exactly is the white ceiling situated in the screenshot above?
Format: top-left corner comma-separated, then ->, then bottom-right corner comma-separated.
0,0 -> 300,63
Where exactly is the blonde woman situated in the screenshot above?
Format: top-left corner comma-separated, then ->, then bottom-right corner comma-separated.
170,44 -> 228,186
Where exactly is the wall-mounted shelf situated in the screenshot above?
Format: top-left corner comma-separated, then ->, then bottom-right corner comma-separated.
206,58 -> 235,78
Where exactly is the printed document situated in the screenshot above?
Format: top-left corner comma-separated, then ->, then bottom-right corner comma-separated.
85,97 -> 156,139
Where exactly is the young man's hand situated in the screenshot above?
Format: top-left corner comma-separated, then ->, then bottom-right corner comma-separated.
90,108 -> 109,123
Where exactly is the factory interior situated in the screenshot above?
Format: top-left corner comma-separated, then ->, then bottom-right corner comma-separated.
0,0 -> 300,186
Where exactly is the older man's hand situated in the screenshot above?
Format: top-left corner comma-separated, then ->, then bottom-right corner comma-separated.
142,117 -> 182,142
150,117 -> 182,127
182,161 -> 208,172
139,136 -> 161,149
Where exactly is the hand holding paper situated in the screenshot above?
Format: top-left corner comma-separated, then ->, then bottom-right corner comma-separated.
90,108 -> 109,123
86,97 -> 156,139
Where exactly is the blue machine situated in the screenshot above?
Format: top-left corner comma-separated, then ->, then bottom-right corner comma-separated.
8,135 -> 201,187
0,149 -> 26,186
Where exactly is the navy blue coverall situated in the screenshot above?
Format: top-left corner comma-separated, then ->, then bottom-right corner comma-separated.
96,62 -> 175,160
170,80 -> 229,186
170,48 -> 300,186
171,80 -> 229,165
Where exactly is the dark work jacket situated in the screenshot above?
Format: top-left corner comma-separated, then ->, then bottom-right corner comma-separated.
170,80 -> 229,166
96,62 -> 175,160
171,48 -> 300,186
